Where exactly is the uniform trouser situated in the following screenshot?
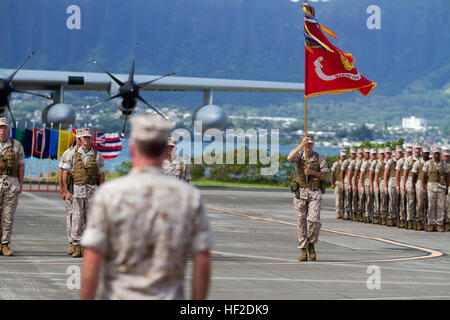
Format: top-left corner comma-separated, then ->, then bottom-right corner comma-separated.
373,182 -> 380,218
446,188 -> 450,222
358,182 -> 365,215
294,196 -> 322,249
415,182 -> 425,222
388,179 -> 398,219
352,184 -> 359,214
65,199 -> 73,243
344,183 -> 351,215
380,180 -> 388,218
0,184 -> 19,244
399,190 -> 406,221
71,197 -> 93,245
427,186 -> 446,226
334,181 -> 344,214
405,177 -> 416,222
364,180 -> 374,218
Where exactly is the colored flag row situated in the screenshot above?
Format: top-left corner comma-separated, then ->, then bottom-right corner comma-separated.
9,128 -> 122,160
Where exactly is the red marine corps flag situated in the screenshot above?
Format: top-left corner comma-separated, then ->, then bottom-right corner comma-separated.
303,3 -> 377,97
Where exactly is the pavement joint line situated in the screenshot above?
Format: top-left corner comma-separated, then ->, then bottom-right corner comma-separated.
206,205 -> 445,264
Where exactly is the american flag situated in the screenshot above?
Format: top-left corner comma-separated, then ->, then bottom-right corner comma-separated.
93,132 -> 122,160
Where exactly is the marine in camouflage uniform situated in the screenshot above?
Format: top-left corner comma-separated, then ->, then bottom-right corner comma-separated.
62,128 -> 105,257
331,150 -> 346,219
396,146 -> 411,228
359,148 -> 376,223
384,146 -> 403,226
288,135 -> 329,262
59,129 -> 82,255
349,149 -> 364,221
0,118 -> 25,256
81,114 -> 213,300
373,148 -> 385,224
377,147 -> 390,225
411,146 -> 430,231
342,148 -> 356,220
421,146 -> 449,232
402,144 -> 421,230
444,149 -> 450,231
357,149 -> 370,222
162,137 -> 192,183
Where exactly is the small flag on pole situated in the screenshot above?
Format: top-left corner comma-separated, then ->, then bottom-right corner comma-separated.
93,132 -> 122,160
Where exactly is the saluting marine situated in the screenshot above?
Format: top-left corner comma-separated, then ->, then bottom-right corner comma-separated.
331,150 -> 346,219
421,146 -> 449,232
59,128 -> 82,255
62,128 -> 105,257
162,136 -> 192,183
288,135 -> 329,262
0,118 -> 25,256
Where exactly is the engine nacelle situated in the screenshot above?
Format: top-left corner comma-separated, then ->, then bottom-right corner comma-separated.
42,103 -> 76,130
193,104 -> 228,131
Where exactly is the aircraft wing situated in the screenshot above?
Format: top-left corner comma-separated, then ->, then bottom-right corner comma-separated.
0,68 -> 304,93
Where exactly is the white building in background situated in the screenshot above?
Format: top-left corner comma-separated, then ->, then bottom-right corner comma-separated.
402,116 -> 427,130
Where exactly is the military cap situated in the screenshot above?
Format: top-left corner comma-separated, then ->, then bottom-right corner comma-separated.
413,143 -> 422,149
357,149 -> 364,154
81,128 -> 93,137
350,148 -> 357,154
75,128 -> 83,137
363,148 -> 370,153
395,145 -> 404,152
340,149 -> 347,156
130,115 -> 174,143
0,118 -> 9,127
432,146 -> 441,153
405,145 -> 413,152
384,147 -> 392,153
370,148 -> 377,154
378,148 -> 385,154
422,146 -> 431,153
167,137 -> 177,147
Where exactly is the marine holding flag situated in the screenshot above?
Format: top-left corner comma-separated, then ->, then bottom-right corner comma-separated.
303,4 -> 376,97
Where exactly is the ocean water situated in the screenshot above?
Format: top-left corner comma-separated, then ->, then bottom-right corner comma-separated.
24,139 -> 340,177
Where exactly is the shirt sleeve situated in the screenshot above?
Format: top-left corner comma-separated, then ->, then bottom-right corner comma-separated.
319,155 -> 329,173
331,162 -> 338,172
369,161 -> 377,172
422,161 -> 429,173
184,164 -> 192,182
395,160 -> 403,171
81,185 -> 109,254
375,162 -> 381,173
97,152 -> 105,174
411,161 -> 419,174
62,150 -> 74,171
15,142 -> 25,166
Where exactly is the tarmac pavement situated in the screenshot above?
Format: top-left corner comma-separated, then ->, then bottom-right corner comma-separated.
0,188 -> 449,300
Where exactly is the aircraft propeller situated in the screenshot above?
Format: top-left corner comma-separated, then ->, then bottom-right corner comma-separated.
81,43 -> 175,137
0,51 -> 51,128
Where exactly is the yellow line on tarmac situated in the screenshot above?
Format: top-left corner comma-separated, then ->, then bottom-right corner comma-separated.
206,205 -> 444,264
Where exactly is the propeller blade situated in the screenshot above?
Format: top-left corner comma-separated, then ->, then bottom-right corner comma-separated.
12,89 -> 51,100
137,72 -> 176,89
91,58 -> 124,86
136,95 -> 168,120
121,112 -> 129,138
129,42 -> 139,82
81,92 -> 123,109
5,100 -> 16,129
6,51 -> 35,83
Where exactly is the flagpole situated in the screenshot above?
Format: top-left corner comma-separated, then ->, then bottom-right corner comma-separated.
29,121 -> 35,191
46,123 -> 53,192
38,125 -> 45,191
56,122 -> 61,192
304,0 -> 310,180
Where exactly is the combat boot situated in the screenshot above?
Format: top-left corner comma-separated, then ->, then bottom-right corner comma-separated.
436,224 -> 445,232
72,245 -> 82,258
336,212 -> 342,219
308,243 -> 316,261
416,221 -> 424,231
381,217 -> 386,225
67,243 -> 75,255
399,219 -> 405,228
1,244 -> 13,256
388,218 -> 394,227
298,249 -> 308,262
445,223 -> 450,232
352,213 -> 357,221
373,216 -> 379,224
364,216 -> 371,223
407,221 -> 414,230
358,213 -> 364,222
427,224 -> 435,232
343,213 -> 350,221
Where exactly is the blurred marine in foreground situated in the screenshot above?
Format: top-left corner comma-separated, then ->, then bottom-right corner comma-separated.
81,114 -> 213,300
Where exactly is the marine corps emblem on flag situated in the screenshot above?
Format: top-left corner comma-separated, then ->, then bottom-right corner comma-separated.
303,4 -> 376,97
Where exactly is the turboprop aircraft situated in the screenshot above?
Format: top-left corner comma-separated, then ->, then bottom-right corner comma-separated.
0,45 -> 304,135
